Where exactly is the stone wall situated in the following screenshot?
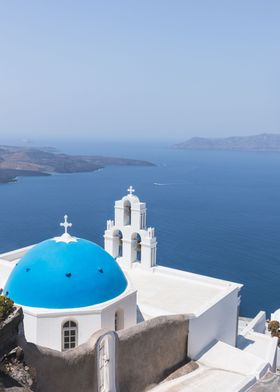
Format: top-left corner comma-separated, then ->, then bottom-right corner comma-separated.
0,307 -> 23,358
18,329 -> 105,392
117,315 -> 189,392
19,315 -> 189,392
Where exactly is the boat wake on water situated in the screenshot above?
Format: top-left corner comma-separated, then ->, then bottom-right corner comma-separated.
153,182 -> 185,186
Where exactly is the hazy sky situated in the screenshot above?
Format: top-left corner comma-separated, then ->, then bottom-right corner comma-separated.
0,1 -> 279,142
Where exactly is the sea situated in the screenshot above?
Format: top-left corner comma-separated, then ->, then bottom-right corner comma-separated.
0,140 -> 280,318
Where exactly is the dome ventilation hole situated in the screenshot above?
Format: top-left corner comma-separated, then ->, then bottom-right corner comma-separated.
65,273 -> 72,278
98,268 -> 104,274
26,268 -> 30,272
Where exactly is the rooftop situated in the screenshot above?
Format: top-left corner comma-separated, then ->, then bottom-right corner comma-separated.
123,263 -> 242,319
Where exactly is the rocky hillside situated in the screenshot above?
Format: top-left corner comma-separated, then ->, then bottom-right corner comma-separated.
0,305 -> 35,391
173,133 -> 280,152
0,145 -> 154,183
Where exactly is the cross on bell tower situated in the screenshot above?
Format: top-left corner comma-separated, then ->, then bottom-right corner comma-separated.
104,188 -> 157,268
127,185 -> 135,196
60,215 -> 72,235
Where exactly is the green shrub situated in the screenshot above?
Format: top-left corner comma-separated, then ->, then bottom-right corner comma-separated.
268,320 -> 280,346
268,320 -> 280,334
0,295 -> 14,322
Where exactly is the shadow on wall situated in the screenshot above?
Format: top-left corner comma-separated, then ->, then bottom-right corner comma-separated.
117,315 -> 189,392
18,315 -> 189,392
18,330 -> 103,392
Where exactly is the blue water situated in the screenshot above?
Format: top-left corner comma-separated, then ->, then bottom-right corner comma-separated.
0,141 -> 280,317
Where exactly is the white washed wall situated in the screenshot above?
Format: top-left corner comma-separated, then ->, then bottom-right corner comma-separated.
188,288 -> 239,359
101,291 -> 137,331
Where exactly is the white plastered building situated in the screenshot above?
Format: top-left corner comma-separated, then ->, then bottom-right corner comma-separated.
104,186 -> 242,359
0,186 -> 278,385
0,216 -> 137,352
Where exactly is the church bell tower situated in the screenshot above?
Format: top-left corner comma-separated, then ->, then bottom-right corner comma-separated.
104,186 -> 157,269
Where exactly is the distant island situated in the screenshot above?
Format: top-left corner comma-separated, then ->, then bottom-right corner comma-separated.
172,133 -> 280,152
0,145 -> 154,184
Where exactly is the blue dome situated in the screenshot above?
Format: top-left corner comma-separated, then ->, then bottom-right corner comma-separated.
4,238 -> 127,309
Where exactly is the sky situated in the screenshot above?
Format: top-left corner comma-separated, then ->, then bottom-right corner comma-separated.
0,0 -> 279,143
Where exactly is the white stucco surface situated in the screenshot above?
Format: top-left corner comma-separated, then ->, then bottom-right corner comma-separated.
188,288 -> 239,358
237,311 -> 278,370
197,341 -> 269,378
151,367 -> 256,392
123,263 -> 241,319
0,190 -> 278,391
151,341 -> 270,392
122,262 -> 242,360
238,331 -> 278,370
271,308 -> 280,322
21,289 -> 137,351
0,259 -> 17,288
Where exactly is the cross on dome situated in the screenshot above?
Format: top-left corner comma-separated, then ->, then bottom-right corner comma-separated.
54,215 -> 77,243
60,215 -> 72,235
127,185 -> 135,196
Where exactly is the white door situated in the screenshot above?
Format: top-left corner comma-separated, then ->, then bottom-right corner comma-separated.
98,341 -> 105,392
98,333 -> 116,392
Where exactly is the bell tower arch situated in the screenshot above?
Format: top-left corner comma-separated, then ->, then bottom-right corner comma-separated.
104,186 -> 157,269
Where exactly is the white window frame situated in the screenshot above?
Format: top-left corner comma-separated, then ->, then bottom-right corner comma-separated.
62,320 -> 78,351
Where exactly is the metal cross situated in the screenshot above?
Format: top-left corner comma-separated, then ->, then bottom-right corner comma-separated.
60,215 -> 72,234
127,185 -> 135,196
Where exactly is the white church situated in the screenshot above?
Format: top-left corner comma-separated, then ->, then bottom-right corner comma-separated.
0,187 -> 279,391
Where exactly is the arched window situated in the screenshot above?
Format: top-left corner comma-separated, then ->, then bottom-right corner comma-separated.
123,199 -> 131,226
136,233 -> 142,262
112,230 -> 123,258
62,320 -> 78,351
117,231 -> 123,257
114,309 -> 124,331
131,232 -> 142,262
